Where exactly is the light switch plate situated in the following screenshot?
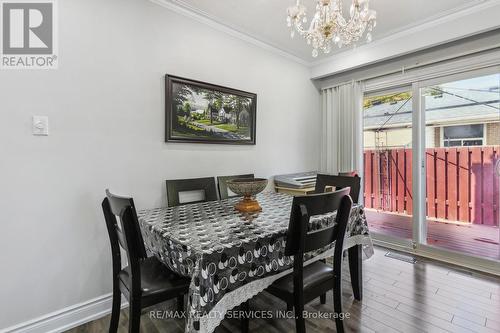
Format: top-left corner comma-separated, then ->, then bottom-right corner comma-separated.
33,116 -> 49,136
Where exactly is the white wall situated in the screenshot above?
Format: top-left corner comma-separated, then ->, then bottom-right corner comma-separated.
0,0 -> 320,329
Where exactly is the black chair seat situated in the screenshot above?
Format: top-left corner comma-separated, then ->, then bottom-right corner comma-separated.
119,256 -> 190,299
270,261 -> 333,293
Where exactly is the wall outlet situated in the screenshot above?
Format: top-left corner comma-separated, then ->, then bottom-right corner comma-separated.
33,116 -> 49,136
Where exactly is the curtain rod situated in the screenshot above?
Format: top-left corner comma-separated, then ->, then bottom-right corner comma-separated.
319,46 -> 500,91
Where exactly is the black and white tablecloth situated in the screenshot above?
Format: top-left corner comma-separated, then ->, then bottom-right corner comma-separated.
138,192 -> 373,333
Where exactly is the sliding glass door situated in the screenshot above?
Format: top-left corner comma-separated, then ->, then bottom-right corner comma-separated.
420,71 -> 500,262
363,68 -> 500,271
362,88 -> 414,246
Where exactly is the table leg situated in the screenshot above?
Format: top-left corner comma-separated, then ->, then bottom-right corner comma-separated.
348,244 -> 363,301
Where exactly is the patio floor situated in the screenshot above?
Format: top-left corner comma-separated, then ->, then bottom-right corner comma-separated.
365,209 -> 500,261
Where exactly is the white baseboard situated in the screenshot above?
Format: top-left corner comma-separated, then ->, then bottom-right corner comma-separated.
2,294 -> 127,333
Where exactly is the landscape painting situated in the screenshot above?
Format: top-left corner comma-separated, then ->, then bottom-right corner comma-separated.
165,75 -> 257,144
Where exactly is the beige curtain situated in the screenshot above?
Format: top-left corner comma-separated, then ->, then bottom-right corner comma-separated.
320,81 -> 364,174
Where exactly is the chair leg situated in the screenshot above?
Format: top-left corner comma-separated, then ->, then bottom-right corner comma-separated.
240,301 -> 249,333
294,299 -> 305,333
334,244 -> 345,333
318,258 -> 327,305
348,244 -> 363,301
177,295 -> 184,312
333,274 -> 344,333
128,297 -> 141,333
109,280 -> 121,333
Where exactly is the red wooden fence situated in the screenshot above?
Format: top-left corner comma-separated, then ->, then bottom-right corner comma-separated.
363,146 -> 500,226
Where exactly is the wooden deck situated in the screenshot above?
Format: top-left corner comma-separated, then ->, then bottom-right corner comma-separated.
366,210 -> 500,261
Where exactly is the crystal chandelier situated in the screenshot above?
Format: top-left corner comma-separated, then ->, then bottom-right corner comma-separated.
286,0 -> 377,57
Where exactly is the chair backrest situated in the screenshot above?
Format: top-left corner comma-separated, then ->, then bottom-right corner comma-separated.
102,190 -> 147,292
166,177 -> 218,207
285,188 -> 352,257
217,174 -> 254,199
314,173 -> 361,203
339,171 -> 358,177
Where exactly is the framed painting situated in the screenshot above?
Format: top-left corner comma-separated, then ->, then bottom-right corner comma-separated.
165,75 -> 257,144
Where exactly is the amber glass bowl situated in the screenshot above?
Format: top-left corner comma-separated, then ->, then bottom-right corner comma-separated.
226,178 -> 268,212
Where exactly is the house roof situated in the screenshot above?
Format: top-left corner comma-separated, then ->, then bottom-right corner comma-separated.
364,88 -> 500,130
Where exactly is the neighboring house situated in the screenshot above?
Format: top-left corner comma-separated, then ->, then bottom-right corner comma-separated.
217,107 -> 237,123
364,88 -> 500,149
217,107 -> 226,122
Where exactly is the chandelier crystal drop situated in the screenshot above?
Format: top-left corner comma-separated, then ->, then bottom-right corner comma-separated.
286,0 -> 377,57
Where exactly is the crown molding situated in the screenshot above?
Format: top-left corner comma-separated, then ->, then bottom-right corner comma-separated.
149,0 -> 310,66
150,0 -> 500,73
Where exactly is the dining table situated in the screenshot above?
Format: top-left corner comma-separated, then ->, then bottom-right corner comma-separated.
138,191 -> 374,333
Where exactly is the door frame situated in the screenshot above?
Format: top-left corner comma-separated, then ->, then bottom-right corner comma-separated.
363,66 -> 500,275
412,66 -> 500,275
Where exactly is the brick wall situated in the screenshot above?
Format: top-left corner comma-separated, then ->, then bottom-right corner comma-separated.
487,122 -> 500,145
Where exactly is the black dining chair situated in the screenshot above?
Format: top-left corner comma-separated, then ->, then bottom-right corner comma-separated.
265,188 -> 352,333
217,174 -> 255,199
102,189 -> 190,333
315,173 -> 361,203
166,177 -> 218,207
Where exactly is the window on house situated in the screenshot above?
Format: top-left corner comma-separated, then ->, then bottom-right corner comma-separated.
442,124 -> 484,147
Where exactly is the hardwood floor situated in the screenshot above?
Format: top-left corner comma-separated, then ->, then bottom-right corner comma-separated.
65,247 -> 500,333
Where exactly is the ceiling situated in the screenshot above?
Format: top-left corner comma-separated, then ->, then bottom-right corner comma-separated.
163,0 -> 485,62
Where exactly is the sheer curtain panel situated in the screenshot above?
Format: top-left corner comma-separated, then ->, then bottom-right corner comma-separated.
320,81 -> 363,174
